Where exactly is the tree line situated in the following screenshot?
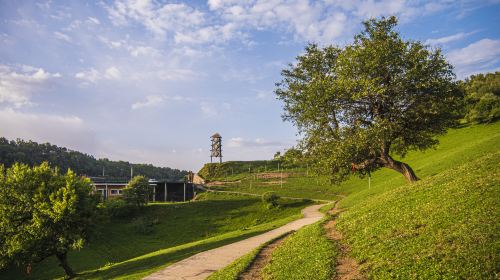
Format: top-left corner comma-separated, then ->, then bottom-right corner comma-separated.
0,138 -> 188,181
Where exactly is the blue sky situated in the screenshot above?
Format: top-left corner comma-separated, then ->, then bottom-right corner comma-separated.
0,0 -> 499,171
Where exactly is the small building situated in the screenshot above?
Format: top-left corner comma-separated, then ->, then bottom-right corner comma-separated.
91,177 -> 195,202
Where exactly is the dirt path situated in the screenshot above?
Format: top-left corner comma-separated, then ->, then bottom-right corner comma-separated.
143,203 -> 328,280
324,199 -> 365,280
239,233 -> 292,280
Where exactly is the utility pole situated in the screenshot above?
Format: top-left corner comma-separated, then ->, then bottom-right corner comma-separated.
130,166 -> 133,179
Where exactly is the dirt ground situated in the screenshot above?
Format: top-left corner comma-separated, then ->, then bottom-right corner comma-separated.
324,201 -> 365,280
239,233 -> 292,280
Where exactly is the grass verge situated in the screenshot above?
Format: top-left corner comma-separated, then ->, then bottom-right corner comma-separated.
262,218 -> 338,280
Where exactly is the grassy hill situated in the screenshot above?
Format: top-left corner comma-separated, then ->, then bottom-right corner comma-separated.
198,123 -> 499,201
1,193 -> 312,280
203,122 -> 500,278
337,151 -> 499,278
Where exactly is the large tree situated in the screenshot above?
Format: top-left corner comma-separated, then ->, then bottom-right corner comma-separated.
275,17 -> 461,183
0,162 -> 99,278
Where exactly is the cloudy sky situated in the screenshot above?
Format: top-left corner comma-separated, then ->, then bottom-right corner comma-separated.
0,0 -> 499,171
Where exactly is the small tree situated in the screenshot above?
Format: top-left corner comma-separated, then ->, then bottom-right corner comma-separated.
262,192 -> 280,208
275,16 -> 462,183
0,162 -> 99,278
123,176 -> 152,208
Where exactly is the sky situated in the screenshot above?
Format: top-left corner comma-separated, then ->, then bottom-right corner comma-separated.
0,0 -> 499,171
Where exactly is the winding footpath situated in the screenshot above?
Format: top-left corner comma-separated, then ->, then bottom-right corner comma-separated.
143,203 -> 328,280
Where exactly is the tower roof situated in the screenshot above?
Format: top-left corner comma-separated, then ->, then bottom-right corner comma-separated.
211,133 -> 221,138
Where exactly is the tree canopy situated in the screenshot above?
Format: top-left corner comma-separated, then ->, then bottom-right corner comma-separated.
275,16 -> 462,183
123,175 -> 153,208
462,71 -> 500,123
0,137 -> 188,181
0,162 -> 100,278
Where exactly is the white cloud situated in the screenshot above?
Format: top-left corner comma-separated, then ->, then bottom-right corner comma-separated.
227,136 -> 285,148
129,45 -> 159,57
53,31 -> 72,42
200,102 -> 219,117
107,1 -> 204,36
131,94 -> 192,110
157,69 -> 200,81
131,95 -> 164,110
425,31 -> 475,46
0,108 -> 97,153
87,17 -> 101,25
75,67 -> 121,83
75,68 -> 100,83
105,66 -> 121,79
0,65 -> 60,108
209,0 -> 349,43
447,38 -> 500,78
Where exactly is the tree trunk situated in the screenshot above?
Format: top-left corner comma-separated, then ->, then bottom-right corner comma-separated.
56,252 -> 75,279
380,155 -> 419,182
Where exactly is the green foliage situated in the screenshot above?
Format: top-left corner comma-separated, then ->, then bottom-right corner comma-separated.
275,16 -> 461,183
263,220 -> 337,280
2,192 -> 312,279
124,176 -> 152,208
0,137 -> 188,180
0,162 -> 99,277
281,147 -> 303,166
463,72 -> 500,123
262,192 -> 280,208
103,198 -> 137,218
337,152 -> 499,279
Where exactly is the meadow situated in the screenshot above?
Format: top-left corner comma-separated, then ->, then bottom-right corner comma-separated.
1,192 -> 312,280
204,122 -> 500,279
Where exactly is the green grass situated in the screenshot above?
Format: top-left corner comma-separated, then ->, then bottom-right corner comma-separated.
203,122 -> 500,278
208,173 -> 339,201
336,152 -> 499,278
337,122 -> 500,209
1,192 -> 312,280
199,160 -> 285,181
206,123 -> 500,203
262,219 -> 337,280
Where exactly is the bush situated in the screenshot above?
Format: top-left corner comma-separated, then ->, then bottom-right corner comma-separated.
262,192 -> 280,208
123,176 -> 152,207
104,198 -> 137,218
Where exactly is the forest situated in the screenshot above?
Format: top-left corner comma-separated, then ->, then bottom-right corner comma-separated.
0,138 -> 188,181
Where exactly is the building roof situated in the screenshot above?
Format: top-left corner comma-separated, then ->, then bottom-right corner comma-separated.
211,133 -> 221,138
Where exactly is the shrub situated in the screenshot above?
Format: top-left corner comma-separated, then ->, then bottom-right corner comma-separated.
123,176 -> 152,208
262,191 -> 280,208
104,198 -> 137,218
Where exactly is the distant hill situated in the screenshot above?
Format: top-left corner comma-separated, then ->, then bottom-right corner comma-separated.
0,137 -> 188,181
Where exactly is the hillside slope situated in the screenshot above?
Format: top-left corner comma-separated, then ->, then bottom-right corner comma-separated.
201,123 -> 499,278
198,123 -> 500,202
337,151 -> 499,278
